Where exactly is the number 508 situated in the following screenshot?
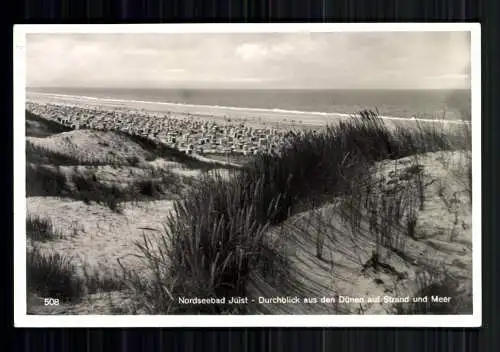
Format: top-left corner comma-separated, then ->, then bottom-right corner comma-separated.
44,298 -> 60,306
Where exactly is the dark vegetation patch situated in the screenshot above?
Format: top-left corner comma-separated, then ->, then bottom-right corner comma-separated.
115,131 -> 220,170
26,141 -> 118,166
27,247 -> 127,305
26,215 -> 63,242
25,110 -> 73,137
26,161 -> 184,212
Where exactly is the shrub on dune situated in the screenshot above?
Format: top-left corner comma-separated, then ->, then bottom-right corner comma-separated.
127,172 -> 282,314
26,215 -> 62,242
26,164 -> 69,197
26,247 -> 86,303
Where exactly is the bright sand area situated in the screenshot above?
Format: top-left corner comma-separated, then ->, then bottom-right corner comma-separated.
26,91 -> 468,129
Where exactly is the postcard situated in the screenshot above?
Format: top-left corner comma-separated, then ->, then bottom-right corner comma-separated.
14,23 -> 481,327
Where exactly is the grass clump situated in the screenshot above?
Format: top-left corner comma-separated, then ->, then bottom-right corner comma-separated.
26,160 -> 182,212
71,173 -> 125,212
26,142 -> 84,166
26,164 -> 69,197
26,141 -> 117,166
135,179 -> 164,198
124,173 -> 280,314
27,246 -> 128,306
82,266 -> 128,295
26,247 -> 86,303
26,215 -> 62,242
70,168 -> 182,210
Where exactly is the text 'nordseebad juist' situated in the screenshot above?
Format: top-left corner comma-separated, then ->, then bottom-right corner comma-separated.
177,295 -> 452,305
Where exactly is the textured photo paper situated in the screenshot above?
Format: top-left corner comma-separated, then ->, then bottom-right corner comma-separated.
13,23 -> 481,327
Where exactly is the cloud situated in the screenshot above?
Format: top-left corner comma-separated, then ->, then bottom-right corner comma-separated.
235,42 -> 296,62
25,32 -> 471,89
235,43 -> 269,61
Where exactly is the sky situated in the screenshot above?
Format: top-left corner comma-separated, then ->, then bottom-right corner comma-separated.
26,31 -> 471,90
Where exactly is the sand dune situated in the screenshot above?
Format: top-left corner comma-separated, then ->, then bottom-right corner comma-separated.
27,197 -> 175,275
249,151 -> 472,314
27,130 -> 155,165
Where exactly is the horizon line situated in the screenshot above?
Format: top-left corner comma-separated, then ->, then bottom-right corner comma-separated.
26,86 -> 472,91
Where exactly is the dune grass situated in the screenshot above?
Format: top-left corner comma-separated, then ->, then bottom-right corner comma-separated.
26,215 -> 63,242
27,247 -> 86,303
26,160 -> 183,212
26,129 -> 186,211
122,173 -> 281,314
26,141 -> 121,166
70,173 -> 126,212
25,110 -> 73,137
70,170 -> 182,210
26,215 -> 127,307
27,246 -> 127,306
338,155 -> 428,257
26,163 -> 70,197
26,162 -> 127,208
25,211 -> 124,306
124,111 -> 471,314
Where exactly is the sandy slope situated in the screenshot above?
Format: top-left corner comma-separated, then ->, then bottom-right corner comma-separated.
25,147 -> 472,314
27,197 -> 175,275
27,130 -> 154,165
25,126 -> 234,278
27,127 -> 244,173
249,151 -> 472,314
147,158 -> 233,180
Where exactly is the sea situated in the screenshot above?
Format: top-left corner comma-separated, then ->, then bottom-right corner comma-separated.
26,87 -> 471,121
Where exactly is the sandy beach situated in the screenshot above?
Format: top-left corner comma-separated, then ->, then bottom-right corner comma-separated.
27,91 -> 468,128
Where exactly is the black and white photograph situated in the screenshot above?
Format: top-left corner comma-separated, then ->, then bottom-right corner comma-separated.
14,24 -> 481,327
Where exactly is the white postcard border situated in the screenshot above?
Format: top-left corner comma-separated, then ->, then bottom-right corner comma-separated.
13,22 -> 482,328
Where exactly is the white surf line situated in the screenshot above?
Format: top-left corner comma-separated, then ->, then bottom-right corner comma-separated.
27,91 -> 470,125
